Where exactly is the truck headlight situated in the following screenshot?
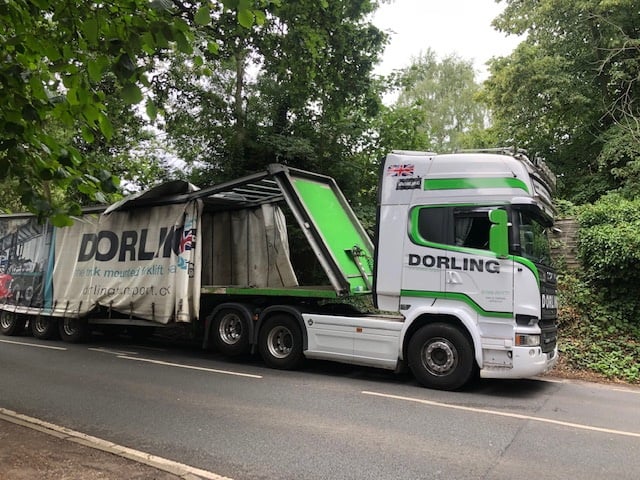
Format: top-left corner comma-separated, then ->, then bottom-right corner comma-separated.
515,334 -> 540,347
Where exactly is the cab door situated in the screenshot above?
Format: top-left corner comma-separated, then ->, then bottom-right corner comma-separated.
444,207 -> 513,317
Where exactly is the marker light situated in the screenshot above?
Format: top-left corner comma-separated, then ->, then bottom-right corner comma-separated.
515,334 -> 540,347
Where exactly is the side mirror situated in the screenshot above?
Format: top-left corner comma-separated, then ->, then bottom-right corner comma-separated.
489,209 -> 509,258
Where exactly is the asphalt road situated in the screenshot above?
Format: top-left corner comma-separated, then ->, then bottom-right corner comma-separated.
1,333 -> 639,480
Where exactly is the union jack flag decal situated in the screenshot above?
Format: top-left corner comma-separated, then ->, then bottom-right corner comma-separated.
387,164 -> 415,176
179,227 -> 194,254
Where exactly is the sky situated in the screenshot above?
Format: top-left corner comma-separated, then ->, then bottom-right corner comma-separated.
372,0 -> 522,80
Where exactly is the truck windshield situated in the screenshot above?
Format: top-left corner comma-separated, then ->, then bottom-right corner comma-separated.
515,209 -> 552,266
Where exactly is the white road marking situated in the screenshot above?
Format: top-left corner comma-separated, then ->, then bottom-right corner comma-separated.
612,387 -> 640,396
362,390 -> 640,439
88,347 -> 139,356
0,407 -> 233,480
130,344 -> 167,352
0,339 -> 67,351
117,355 -> 263,379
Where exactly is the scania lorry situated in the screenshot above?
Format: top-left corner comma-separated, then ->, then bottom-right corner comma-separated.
0,150 -> 558,390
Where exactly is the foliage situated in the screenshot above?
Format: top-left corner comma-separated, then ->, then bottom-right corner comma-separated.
1,1 -> 173,222
157,0 -> 387,204
574,193 -> 640,320
553,199 -> 578,218
597,123 -> 640,199
484,0 -> 640,202
558,273 -> 640,383
388,49 -> 488,153
574,195 -> 640,349
0,0 -> 271,224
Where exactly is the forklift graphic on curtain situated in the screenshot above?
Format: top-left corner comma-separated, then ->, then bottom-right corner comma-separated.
0,218 -> 53,307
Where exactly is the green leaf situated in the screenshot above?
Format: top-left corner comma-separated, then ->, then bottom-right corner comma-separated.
254,10 -> 266,26
81,126 -> 95,143
76,87 -> 89,105
94,191 -> 108,204
237,9 -> 254,28
31,0 -> 51,8
82,104 -> 101,125
42,44 -> 60,62
173,18 -> 190,32
207,41 -> 219,54
98,114 -> 113,140
69,203 -> 83,217
122,83 -> 143,105
82,18 -> 99,44
66,88 -> 79,106
145,99 -> 158,120
51,214 -> 74,228
29,76 -> 47,100
175,30 -> 193,54
77,183 -> 94,195
87,60 -> 103,83
194,6 -> 211,26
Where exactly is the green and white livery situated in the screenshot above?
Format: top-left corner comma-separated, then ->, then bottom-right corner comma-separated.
375,150 -> 558,387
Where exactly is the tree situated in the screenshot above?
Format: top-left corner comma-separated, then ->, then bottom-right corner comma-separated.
484,0 -> 640,202
389,49 -> 488,153
0,0 -> 270,224
157,0 -> 388,201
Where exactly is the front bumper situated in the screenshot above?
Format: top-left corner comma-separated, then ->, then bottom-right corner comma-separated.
480,345 -> 559,379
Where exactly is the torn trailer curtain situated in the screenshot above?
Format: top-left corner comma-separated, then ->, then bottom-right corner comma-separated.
50,200 -> 202,324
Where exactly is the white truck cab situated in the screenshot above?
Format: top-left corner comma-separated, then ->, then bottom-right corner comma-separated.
373,150 -> 558,387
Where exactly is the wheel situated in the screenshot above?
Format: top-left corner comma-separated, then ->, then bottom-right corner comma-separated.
212,308 -> 250,356
30,316 -> 58,340
0,310 -> 26,336
58,317 -> 89,343
258,315 -> 303,370
407,323 -> 475,391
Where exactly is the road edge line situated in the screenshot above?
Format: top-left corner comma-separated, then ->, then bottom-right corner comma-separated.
0,407 -> 233,480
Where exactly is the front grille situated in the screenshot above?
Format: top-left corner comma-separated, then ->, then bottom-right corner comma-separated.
539,318 -> 557,353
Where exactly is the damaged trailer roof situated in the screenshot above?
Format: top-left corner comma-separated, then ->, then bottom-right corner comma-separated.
106,165 -> 289,213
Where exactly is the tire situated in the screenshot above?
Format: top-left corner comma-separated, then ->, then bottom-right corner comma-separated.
407,323 -> 475,391
58,317 -> 89,343
30,316 -> 58,340
212,308 -> 250,356
0,311 -> 26,336
258,315 -> 303,370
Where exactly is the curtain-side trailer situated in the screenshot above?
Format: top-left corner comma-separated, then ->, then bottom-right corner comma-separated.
0,152 -> 558,390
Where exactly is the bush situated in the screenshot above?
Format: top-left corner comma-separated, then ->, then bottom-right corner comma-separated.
576,194 -> 640,319
577,193 -> 640,227
558,273 -> 640,383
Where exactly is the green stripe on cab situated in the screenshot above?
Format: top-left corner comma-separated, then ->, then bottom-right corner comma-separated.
423,177 -> 530,193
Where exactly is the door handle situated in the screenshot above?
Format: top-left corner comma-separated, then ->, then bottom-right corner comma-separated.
447,271 -> 462,284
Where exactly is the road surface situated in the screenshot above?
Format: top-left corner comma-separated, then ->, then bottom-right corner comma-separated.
1,334 -> 638,479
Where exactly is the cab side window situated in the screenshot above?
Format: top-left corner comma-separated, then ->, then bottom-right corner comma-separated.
415,206 -> 497,251
453,211 -> 491,249
417,207 -> 452,244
